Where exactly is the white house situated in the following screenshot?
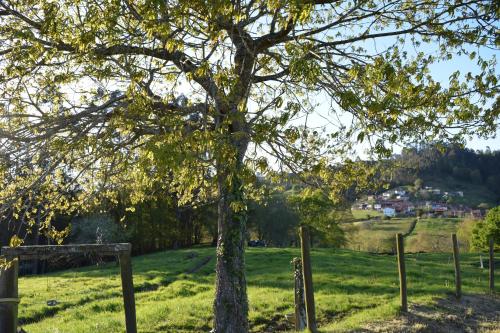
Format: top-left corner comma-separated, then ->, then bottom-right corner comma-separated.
394,189 -> 407,195
383,207 -> 396,217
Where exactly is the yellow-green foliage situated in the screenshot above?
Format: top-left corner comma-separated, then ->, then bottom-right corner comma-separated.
472,206 -> 500,250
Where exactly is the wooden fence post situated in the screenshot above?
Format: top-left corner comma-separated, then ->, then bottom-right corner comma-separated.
119,247 -> 137,333
489,238 -> 495,293
396,233 -> 407,312
451,234 -> 461,299
299,226 -> 317,332
292,257 -> 306,331
0,256 -> 19,333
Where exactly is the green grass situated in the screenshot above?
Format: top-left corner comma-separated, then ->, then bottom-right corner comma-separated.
405,218 -> 463,252
18,247 -> 498,332
343,217 -> 471,253
343,218 -> 415,252
350,209 -> 383,220
424,177 -> 498,207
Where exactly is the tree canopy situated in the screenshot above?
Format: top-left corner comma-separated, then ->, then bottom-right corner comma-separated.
0,0 -> 498,331
472,205 -> 500,250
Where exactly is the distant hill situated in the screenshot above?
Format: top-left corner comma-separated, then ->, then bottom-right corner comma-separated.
388,144 -> 500,207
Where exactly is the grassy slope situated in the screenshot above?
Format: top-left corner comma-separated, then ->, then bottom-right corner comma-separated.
424,177 -> 498,207
344,218 -> 414,252
405,218 -> 462,252
351,209 -> 383,220
343,217 -> 474,253
19,247 -> 498,333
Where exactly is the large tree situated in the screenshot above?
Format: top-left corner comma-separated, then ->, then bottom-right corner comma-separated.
0,0 -> 498,331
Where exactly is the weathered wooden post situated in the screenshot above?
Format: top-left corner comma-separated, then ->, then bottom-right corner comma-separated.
299,226 -> 317,332
451,234 -> 461,299
119,244 -> 137,333
396,233 -> 407,312
1,243 -> 137,332
489,238 -> 495,293
292,257 -> 306,331
0,256 -> 19,333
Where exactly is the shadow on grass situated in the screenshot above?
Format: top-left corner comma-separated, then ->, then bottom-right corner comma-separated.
19,255 -> 214,325
356,293 -> 500,333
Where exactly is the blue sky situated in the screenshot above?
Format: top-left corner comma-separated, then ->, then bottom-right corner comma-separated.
332,36 -> 499,153
428,47 -> 499,151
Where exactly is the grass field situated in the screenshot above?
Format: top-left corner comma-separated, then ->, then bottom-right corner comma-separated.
343,217 -> 473,253
18,247 -> 498,332
344,218 -> 414,252
350,209 -> 383,220
405,218 -> 463,252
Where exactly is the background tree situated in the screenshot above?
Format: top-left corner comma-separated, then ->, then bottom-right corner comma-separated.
288,188 -> 348,247
0,1 -> 498,331
248,194 -> 299,246
472,205 -> 500,250
414,178 -> 423,193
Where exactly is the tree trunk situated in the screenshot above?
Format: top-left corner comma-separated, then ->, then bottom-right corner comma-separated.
212,40 -> 253,329
213,167 -> 249,332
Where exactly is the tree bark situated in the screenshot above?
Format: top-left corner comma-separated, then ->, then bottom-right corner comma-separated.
212,33 -> 253,330
213,171 -> 249,332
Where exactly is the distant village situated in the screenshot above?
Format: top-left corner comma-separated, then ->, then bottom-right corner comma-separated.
354,186 -> 486,219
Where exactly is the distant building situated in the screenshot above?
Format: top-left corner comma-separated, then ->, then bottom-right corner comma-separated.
432,203 -> 448,212
374,203 -> 382,210
394,189 -> 407,195
471,210 -> 484,219
446,209 -> 466,218
383,207 -> 396,217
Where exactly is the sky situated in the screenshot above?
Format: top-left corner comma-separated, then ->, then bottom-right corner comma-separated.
428,48 -> 499,151
305,35 -> 500,155
467,135 -> 500,151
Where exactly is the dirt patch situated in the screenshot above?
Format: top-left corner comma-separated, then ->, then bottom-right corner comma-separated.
355,294 -> 500,333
